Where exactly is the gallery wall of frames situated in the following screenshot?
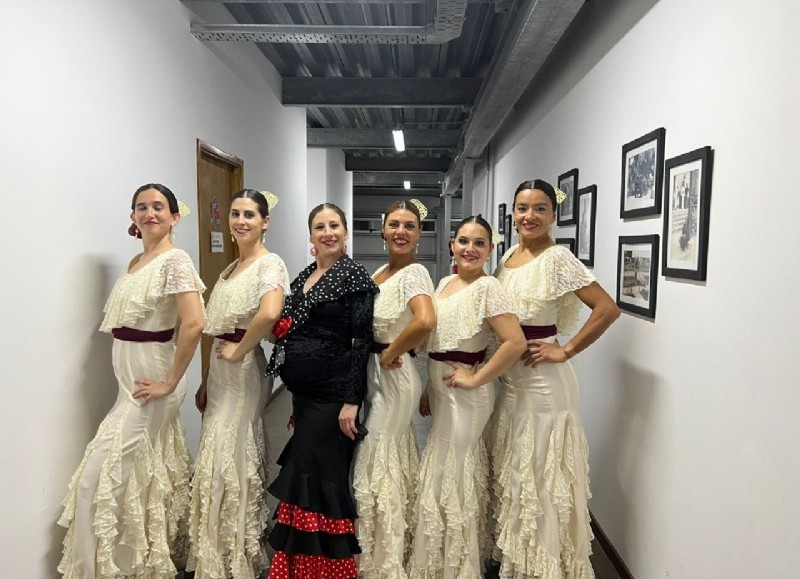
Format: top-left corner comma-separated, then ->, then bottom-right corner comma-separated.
500,129 -> 714,320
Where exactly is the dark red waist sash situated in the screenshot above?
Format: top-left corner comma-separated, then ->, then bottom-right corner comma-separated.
428,349 -> 486,365
520,324 -> 557,340
112,327 -> 174,343
216,328 -> 246,343
371,342 -> 417,358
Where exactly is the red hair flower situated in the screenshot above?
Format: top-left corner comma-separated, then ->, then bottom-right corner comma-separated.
272,316 -> 293,339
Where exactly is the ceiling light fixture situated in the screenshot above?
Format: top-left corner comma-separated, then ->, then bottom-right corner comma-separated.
392,129 -> 405,152
404,180 -> 411,190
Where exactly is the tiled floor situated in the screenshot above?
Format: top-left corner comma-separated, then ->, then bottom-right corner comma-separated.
262,354 -> 623,579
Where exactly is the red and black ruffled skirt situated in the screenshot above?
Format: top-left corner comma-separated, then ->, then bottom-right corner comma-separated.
268,395 -> 361,579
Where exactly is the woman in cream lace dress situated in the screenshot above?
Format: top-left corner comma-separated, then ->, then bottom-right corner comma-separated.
353,200 -> 435,579
490,180 -> 619,579
188,190 -> 289,579
408,216 -> 526,579
58,184 -> 205,578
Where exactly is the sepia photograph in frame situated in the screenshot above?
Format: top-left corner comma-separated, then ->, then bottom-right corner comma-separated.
498,203 -> 506,234
575,185 -> 597,267
616,234 -> 659,319
557,168 -> 579,226
620,127 -> 666,218
555,237 -> 575,255
662,146 -> 714,281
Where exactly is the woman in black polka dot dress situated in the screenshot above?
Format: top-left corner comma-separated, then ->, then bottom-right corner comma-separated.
266,203 -> 379,579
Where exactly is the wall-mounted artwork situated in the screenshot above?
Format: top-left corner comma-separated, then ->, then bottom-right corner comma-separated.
557,168 -> 579,226
498,203 -> 506,234
662,146 -> 714,280
576,185 -> 597,267
504,214 -> 513,249
496,241 -> 505,262
555,237 -> 575,255
620,127 -> 666,218
617,234 -> 659,319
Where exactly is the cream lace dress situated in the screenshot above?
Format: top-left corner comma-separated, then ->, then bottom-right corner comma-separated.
188,253 -> 289,579
58,248 -> 205,579
353,263 -> 434,579
408,275 -> 514,579
490,245 -> 596,579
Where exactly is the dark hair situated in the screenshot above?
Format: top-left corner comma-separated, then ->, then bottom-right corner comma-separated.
308,203 -> 348,232
453,214 -> 493,242
513,179 -> 557,211
131,183 -> 179,214
382,199 -> 422,226
232,189 -> 270,218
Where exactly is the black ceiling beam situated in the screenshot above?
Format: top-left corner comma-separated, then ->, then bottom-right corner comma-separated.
353,173 -> 443,187
308,128 -> 460,149
354,187 -> 442,197
284,78 -> 481,107
345,155 -> 451,172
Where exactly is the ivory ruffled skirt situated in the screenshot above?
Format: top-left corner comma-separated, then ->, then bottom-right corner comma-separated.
58,339 -> 192,579
353,352 -> 421,579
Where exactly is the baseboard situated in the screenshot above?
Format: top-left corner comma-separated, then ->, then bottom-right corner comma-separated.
589,510 -> 634,579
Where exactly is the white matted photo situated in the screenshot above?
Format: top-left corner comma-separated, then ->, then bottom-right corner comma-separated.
557,168 -> 578,226
575,185 -> 597,267
616,234 -> 659,319
620,127 -> 666,218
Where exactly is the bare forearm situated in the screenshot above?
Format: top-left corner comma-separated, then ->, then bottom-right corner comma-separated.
166,324 -> 203,391
232,311 -> 279,360
471,340 -> 526,387
385,318 -> 434,360
564,302 -> 619,358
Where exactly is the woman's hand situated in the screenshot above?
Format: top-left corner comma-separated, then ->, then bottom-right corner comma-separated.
521,339 -> 568,367
195,383 -> 207,413
379,349 -> 403,370
339,403 -> 359,440
216,340 -> 244,363
132,379 -> 173,405
442,361 -> 480,390
419,389 -> 431,417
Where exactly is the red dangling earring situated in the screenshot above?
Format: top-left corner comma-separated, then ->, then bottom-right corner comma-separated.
310,246 -> 318,257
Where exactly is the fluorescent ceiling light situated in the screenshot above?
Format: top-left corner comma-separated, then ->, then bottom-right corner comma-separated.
404,180 -> 411,190
392,129 -> 405,152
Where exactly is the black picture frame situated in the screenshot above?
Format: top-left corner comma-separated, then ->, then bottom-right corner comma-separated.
496,240 -> 505,262
620,127 -> 666,218
555,237 -> 575,255
557,168 -> 579,226
575,185 -> 597,267
662,146 -> 714,280
504,214 -> 512,249
616,234 -> 659,319
498,203 -> 507,234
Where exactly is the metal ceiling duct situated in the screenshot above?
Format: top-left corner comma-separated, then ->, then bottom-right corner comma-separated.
190,0 -> 469,44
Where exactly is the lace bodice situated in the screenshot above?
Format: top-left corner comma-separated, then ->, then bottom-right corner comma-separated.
494,244 -> 595,334
372,263 -> 434,343
204,253 -> 290,336
428,275 -> 514,353
100,248 -> 205,333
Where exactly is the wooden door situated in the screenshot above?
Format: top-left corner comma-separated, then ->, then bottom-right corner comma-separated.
196,139 -> 243,381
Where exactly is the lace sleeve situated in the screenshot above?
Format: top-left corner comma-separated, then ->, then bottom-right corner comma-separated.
163,250 -> 206,295
256,254 -> 290,299
482,276 -> 515,319
403,263 -> 434,304
344,291 -> 375,405
550,246 -> 595,296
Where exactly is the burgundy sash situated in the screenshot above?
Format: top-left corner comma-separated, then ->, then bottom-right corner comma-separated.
216,328 -> 246,343
371,342 -> 417,358
520,324 -> 557,340
112,327 -> 174,343
428,349 -> 486,365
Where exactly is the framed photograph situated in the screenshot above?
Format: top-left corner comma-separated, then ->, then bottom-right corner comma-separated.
498,203 -> 507,234
662,146 -> 714,280
616,235 -> 659,319
555,237 -> 575,255
620,127 -> 666,218
496,240 -> 505,261
557,168 -> 579,226
575,185 -> 597,267
504,214 -> 513,249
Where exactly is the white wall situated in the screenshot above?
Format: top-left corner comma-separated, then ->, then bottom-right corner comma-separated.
478,0 -> 800,576
306,148 -> 352,259
0,1 -> 306,576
